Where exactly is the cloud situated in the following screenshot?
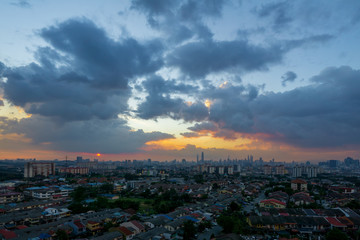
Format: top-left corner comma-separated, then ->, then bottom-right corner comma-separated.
11,0 -> 31,8
234,66 -> 360,148
137,75 -> 208,121
281,71 -> 297,86
180,132 -> 202,138
131,0 -> 226,43
0,116 -> 174,153
177,66 -> 360,149
188,121 -> 218,132
256,1 -> 292,31
254,0 -> 360,37
2,18 -> 164,122
40,18 -> 164,89
167,40 -> 285,78
0,100 -> 3,107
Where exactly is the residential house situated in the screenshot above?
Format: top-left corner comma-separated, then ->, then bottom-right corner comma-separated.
92,231 -> 123,240
68,219 -> 86,236
0,192 -> 24,204
164,218 -> 186,232
117,226 -> 135,239
291,179 -> 308,191
86,220 -> 103,235
290,192 -> 314,206
260,199 -> 286,209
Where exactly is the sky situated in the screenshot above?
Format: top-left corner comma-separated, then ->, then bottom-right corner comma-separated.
0,0 -> 360,162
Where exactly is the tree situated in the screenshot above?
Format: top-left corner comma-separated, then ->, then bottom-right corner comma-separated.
68,202 -> 87,214
194,174 -> 204,184
217,215 -> 234,233
100,183 -> 114,193
326,228 -> 348,240
183,221 -> 196,240
71,186 -> 87,202
345,200 -> 360,209
56,229 -> 69,240
230,201 -> 240,212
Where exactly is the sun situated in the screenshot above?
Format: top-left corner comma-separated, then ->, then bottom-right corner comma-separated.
96,153 -> 101,157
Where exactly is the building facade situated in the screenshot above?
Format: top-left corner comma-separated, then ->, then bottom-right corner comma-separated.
24,162 -> 55,178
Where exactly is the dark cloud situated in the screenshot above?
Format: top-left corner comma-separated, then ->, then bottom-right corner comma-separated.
137,75 -> 208,121
188,121 -> 218,132
0,62 -> 5,74
281,71 -> 297,86
131,0 -> 226,43
11,0 -> 31,8
230,66 -> 360,148
40,18 -> 164,89
167,33 -> 333,78
167,40 -> 285,78
180,132 -> 202,138
0,116 -> 174,153
2,18 -> 164,122
142,75 -> 197,95
0,100 -> 4,107
256,1 -> 292,31
179,66 -> 360,149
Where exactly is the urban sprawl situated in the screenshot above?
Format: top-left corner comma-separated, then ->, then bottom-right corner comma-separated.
0,154 -> 359,240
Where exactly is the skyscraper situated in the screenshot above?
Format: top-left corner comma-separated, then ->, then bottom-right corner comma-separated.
201,152 -> 204,162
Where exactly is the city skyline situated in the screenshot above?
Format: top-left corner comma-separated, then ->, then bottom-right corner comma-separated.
1,0 -> 360,162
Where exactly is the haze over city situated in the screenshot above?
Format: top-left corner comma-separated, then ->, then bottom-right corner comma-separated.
1,0 -> 360,162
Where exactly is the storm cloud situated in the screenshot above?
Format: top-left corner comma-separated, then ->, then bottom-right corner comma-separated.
137,75 -> 208,121
2,18 -> 164,122
185,66 -> 360,149
0,116 -> 174,153
131,0 -> 225,43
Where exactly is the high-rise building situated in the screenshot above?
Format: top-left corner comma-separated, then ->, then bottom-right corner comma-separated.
201,152 -> 204,162
264,165 -> 272,175
208,166 -> 215,174
292,166 -> 302,178
275,165 -> 285,175
24,162 -> 55,178
304,166 -> 318,178
328,160 -> 339,168
227,166 -> 234,175
76,156 -> 83,163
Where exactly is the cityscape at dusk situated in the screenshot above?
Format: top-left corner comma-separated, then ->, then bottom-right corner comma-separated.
1,0 -> 360,162
1,1 -> 360,239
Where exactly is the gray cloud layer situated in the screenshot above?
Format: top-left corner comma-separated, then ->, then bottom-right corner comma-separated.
2,18 -> 164,122
182,66 -> 360,149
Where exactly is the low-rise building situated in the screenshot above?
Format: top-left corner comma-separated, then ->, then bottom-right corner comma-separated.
259,199 -> 286,209
291,179 -> 308,191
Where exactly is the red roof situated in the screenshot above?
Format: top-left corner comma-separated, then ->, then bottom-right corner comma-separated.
280,212 -> 290,216
87,220 -> 99,224
260,199 -> 286,206
325,217 -> 347,227
118,226 -> 133,236
291,179 -> 307,184
16,225 -> 28,230
74,220 -> 85,229
130,220 -> 145,230
0,229 -> 17,239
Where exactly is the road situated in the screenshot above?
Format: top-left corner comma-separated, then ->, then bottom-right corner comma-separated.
243,189 -> 266,214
